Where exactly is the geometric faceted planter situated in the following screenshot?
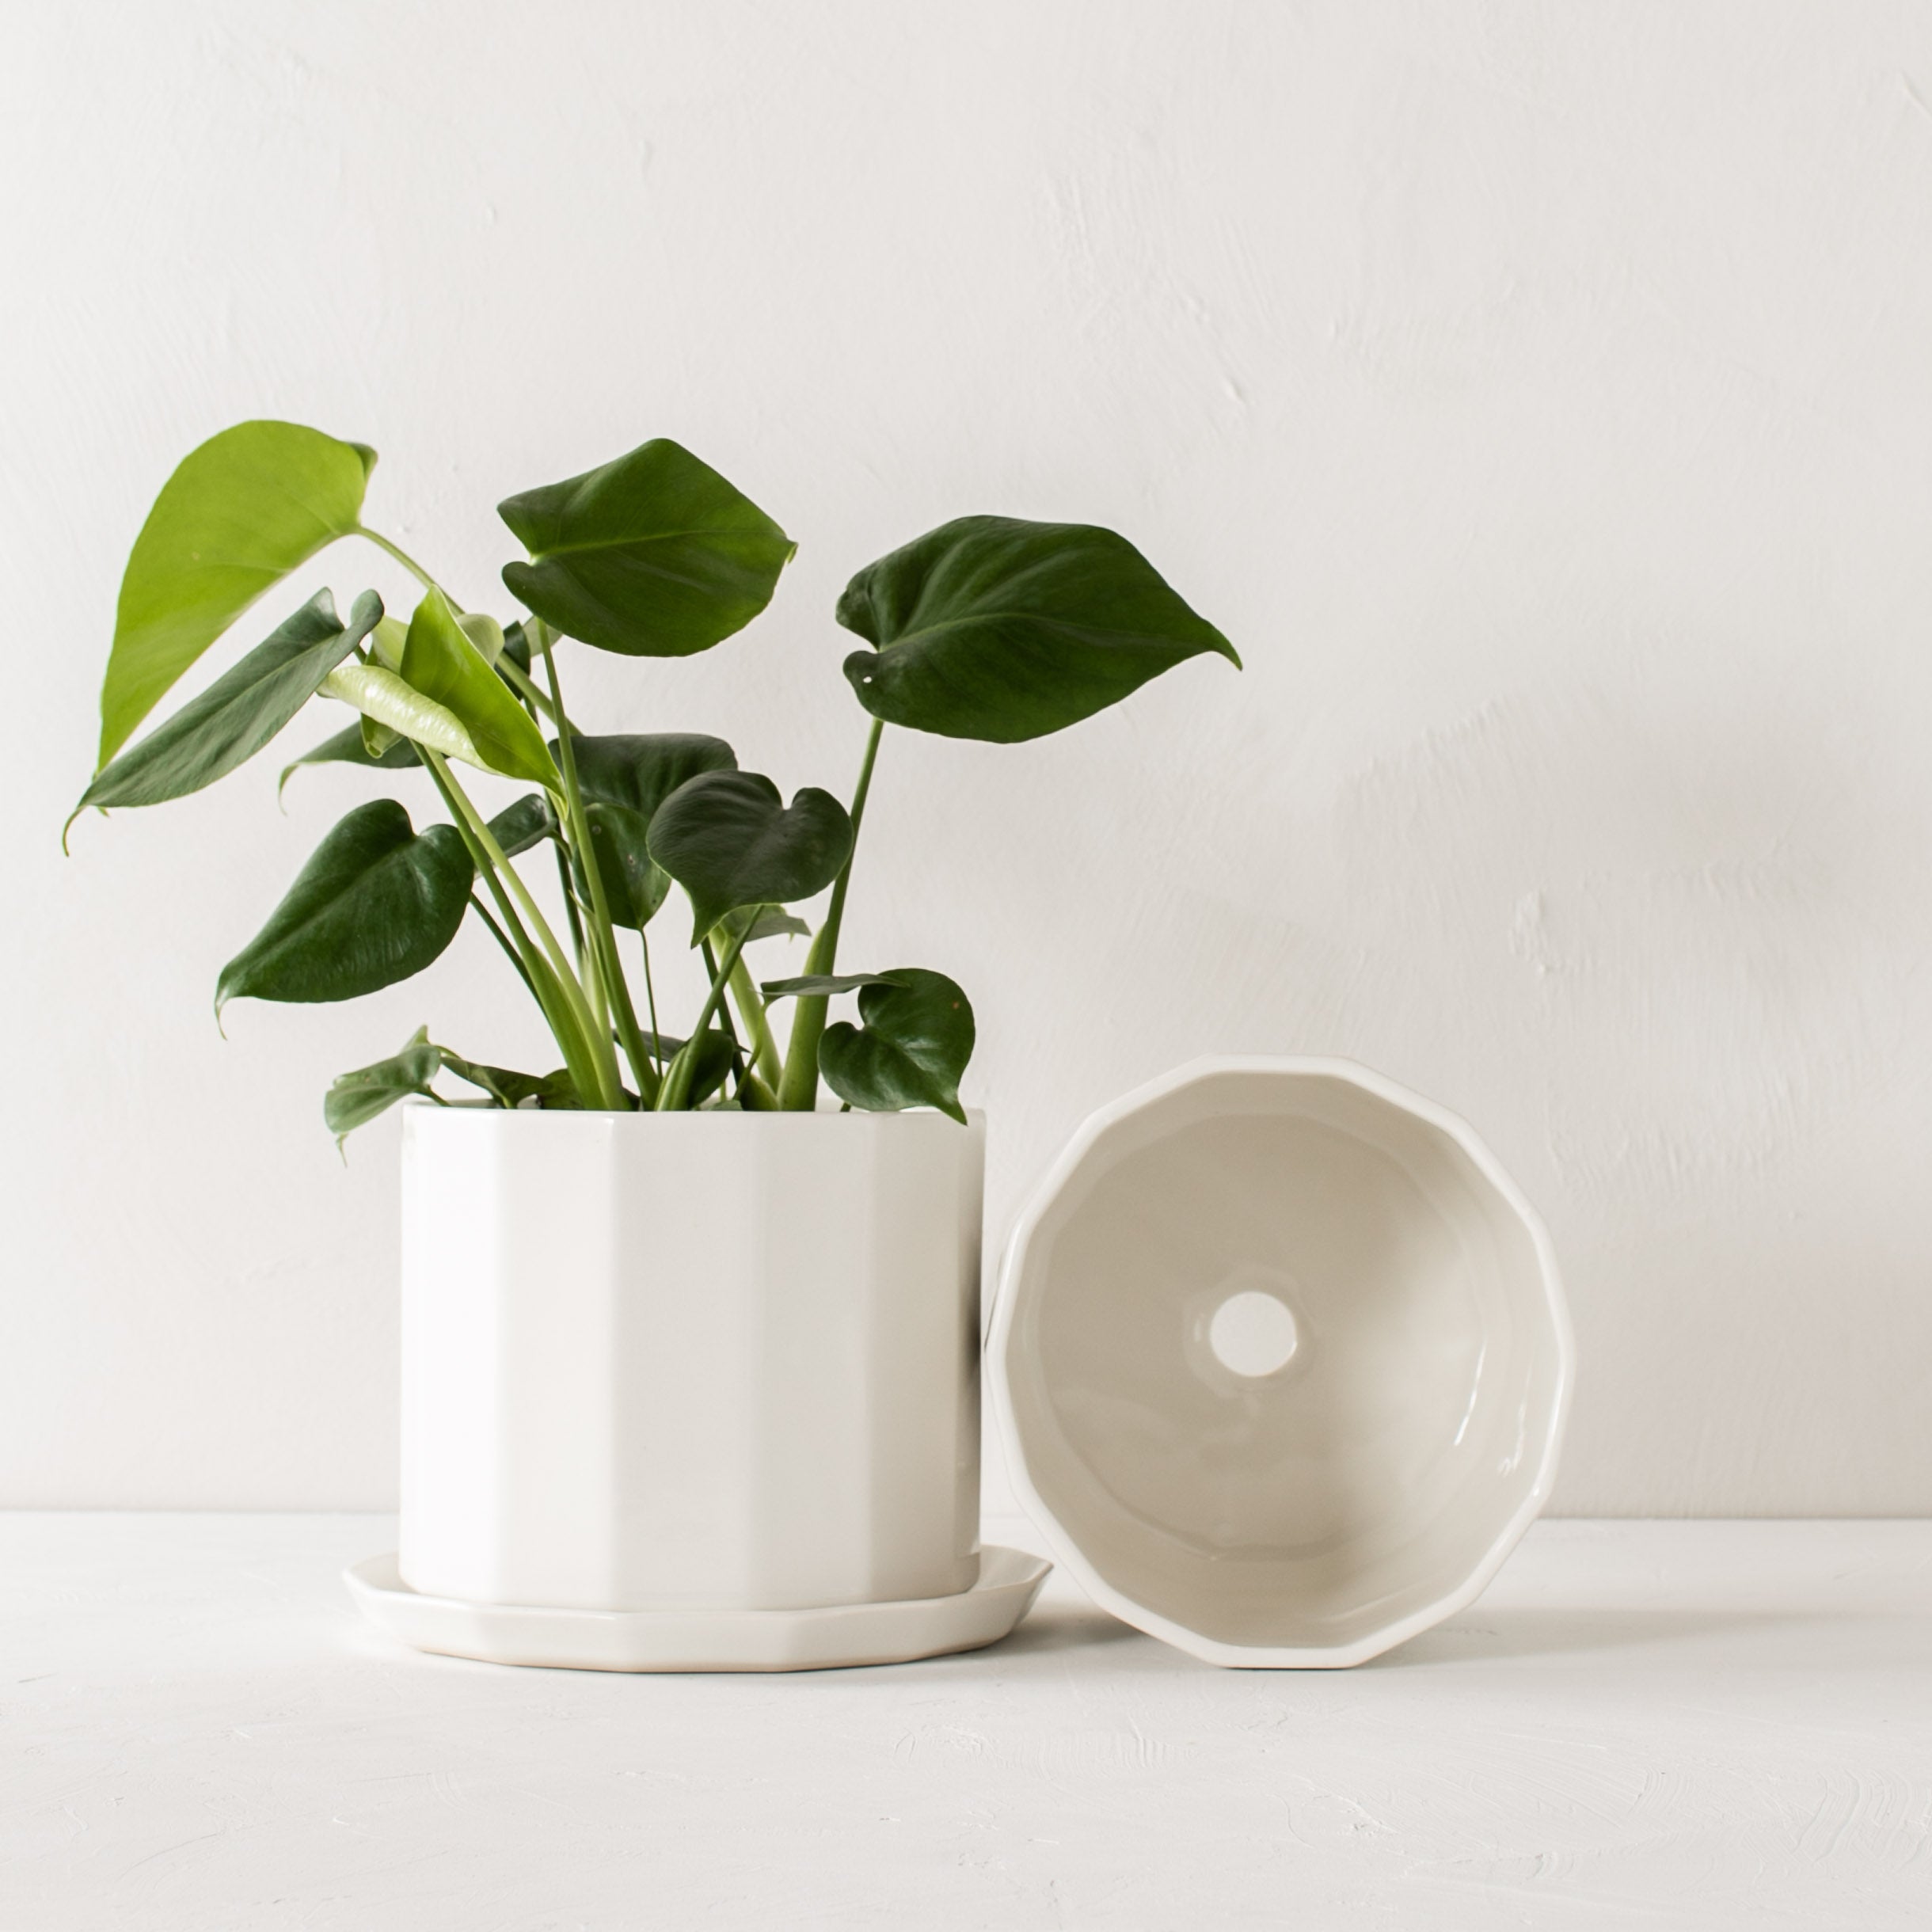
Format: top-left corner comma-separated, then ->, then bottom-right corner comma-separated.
363,1104 -> 1037,1668
991,1058 -> 1573,1668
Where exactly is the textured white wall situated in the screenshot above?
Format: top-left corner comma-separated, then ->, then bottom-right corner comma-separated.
4,2 -> 1930,1513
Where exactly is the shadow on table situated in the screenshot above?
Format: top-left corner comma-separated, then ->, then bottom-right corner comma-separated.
1375,1605 -> 1810,1668
991,1595 -> 1145,1658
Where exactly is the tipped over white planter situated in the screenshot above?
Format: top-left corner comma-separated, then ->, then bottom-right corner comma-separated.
991,1058 -> 1572,1668
361,1104 -> 1041,1670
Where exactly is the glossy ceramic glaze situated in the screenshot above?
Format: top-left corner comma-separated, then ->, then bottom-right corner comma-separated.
345,1544 -> 1050,1672
400,1105 -> 984,1615
991,1059 -> 1572,1667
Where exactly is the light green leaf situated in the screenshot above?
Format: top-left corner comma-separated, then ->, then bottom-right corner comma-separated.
839,515 -> 1238,743
400,588 -> 560,790
100,420 -> 376,766
818,968 -> 975,1123
499,440 -> 794,657
215,798 -> 473,1014
74,591 -> 382,830
319,661 -> 478,765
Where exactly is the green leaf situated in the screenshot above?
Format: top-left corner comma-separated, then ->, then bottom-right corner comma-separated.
215,798 -> 473,1015
818,968 -> 975,1123
499,618 -> 533,680
579,801 -> 664,929
499,440 -> 794,657
488,792 -> 561,860
100,421 -> 377,766
401,589 -> 560,790
324,1027 -> 443,1147
457,610 -> 506,666
318,660 -> 480,766
557,736 -> 738,930
647,770 -> 853,943
74,591 -> 382,827
839,515 -> 1239,744
761,972 -> 895,1000
435,1050 -> 553,1109
277,721 -> 420,801
724,904 -> 812,945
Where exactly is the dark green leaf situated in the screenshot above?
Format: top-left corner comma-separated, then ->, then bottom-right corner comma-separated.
215,798 -> 473,1014
76,591 -> 382,826
400,588 -> 559,790
324,1027 -> 443,1146
435,1050 -> 553,1108
762,972 -> 896,1001
580,801 -> 665,929
819,968 -> 974,1123
839,515 -> 1238,743
500,440 -> 794,657
647,770 -> 853,943
723,904 -> 812,945
555,735 -> 738,930
487,791 -> 561,859
499,618 -> 533,678
563,733 -> 738,816
99,421 -> 378,766
277,722 -> 420,801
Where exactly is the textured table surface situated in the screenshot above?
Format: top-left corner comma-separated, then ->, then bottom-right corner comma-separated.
3,1513 -> 1929,1930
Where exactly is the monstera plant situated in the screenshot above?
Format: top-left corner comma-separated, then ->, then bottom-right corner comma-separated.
70,422 -> 1238,1142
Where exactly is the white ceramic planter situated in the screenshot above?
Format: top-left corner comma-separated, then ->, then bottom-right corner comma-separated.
991,1058 -> 1573,1668
398,1105 -> 985,1616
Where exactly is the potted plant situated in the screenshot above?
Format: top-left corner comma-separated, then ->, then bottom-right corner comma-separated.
71,422 -> 1238,1662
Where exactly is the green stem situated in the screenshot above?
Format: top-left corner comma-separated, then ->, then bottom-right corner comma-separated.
468,892 -> 537,1000
538,634 -> 658,1105
424,757 -> 599,1092
715,934 -> 782,1089
776,717 -> 884,1110
657,922 -> 753,1110
497,653 -> 559,724
356,527 -> 441,596
425,748 -> 622,1109
639,928 -> 662,1057
702,937 -> 751,1088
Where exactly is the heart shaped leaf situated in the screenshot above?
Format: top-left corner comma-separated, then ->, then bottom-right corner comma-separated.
839,515 -> 1238,743
558,735 -> 739,930
74,590 -> 382,830
101,421 -> 377,766
818,968 -> 974,1123
400,589 -> 559,791
647,770 -> 852,943
216,798 -> 473,1015
278,720 -> 420,801
324,1026 -> 445,1147
500,440 -> 794,657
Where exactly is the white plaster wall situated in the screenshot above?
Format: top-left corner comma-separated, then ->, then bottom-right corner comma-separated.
3,2 -> 1930,1514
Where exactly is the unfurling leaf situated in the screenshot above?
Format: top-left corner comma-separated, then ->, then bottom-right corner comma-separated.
839,515 -> 1238,743
318,661 -> 479,765
324,1027 -> 443,1148
216,798 -> 473,1015
74,591 -> 382,831
399,588 -> 559,790
500,440 -> 793,657
818,968 -> 974,1123
647,770 -> 852,943
100,421 -> 376,766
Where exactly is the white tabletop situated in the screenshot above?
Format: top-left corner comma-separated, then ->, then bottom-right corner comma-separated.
3,1513 -> 1928,1929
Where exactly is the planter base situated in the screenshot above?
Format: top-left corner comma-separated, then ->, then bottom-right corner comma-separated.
344,1546 -> 1050,1673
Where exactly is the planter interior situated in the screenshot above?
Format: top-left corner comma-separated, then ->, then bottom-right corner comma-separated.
993,1059 -> 1570,1666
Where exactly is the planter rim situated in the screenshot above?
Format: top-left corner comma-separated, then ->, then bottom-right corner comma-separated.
401,1098 -> 983,1127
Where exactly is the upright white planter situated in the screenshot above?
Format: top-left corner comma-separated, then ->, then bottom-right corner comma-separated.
394,1105 -> 990,1627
